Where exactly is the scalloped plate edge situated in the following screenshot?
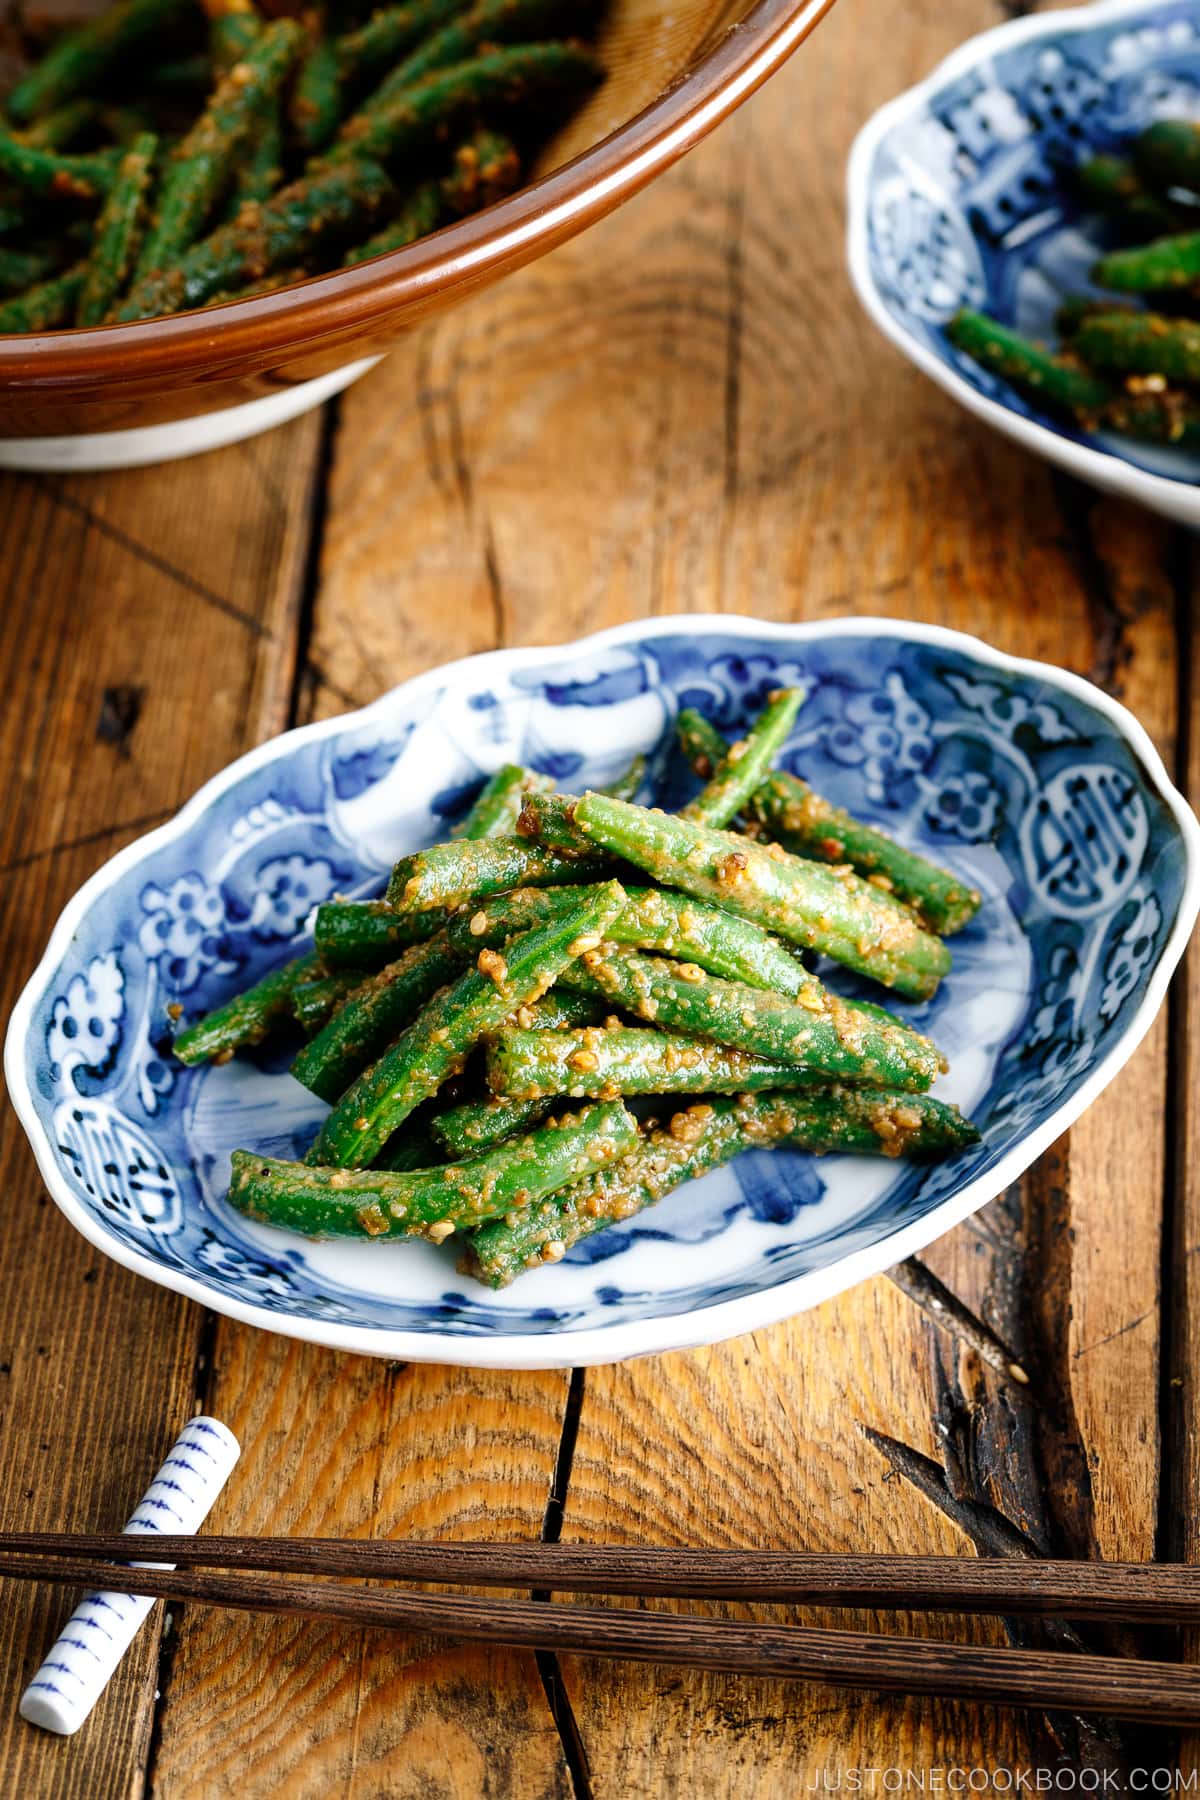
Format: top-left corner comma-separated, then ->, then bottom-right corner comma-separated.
7,612 -> 1200,1367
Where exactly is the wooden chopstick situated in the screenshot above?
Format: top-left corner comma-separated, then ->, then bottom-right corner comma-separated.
1,1548 -> 1198,1724
0,1533 -> 1197,1621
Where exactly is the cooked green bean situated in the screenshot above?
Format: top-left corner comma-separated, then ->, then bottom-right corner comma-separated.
335,0 -> 472,90
77,130 -> 156,326
442,127 -> 520,215
225,101 -> 283,215
290,21 -> 342,153
1075,153 -> 1188,240
0,243 -> 64,296
291,968 -> 367,1034
600,753 -> 646,803
7,0 -> 191,123
0,131 -> 119,202
516,790 -> 590,848
173,951 -> 320,1065
135,18 -> 304,277
1073,309 -> 1200,383
1134,120 -> 1200,196
430,989 -> 606,1154
117,157 -> 395,320
0,263 -> 86,333
557,945 -> 944,1089
677,712 -> 981,936
205,0 -> 261,71
232,1098 -> 637,1240
451,764 -> 551,841
307,880 -> 627,1166
568,792 -> 952,1000
343,178 -> 443,263
488,1024 -> 833,1099
1093,232 -> 1200,294
947,308 -> 1111,415
333,42 -> 602,166
355,0 -> 590,117
446,883 -> 819,998
386,835 -> 610,910
680,686 -> 804,828
463,1089 -> 978,1285
290,931 -> 463,1102
314,898 -> 451,969
1100,384 -> 1200,447
18,99 -> 100,150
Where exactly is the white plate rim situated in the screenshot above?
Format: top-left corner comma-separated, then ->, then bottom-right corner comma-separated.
6,611 -> 1199,1368
844,0 -> 1200,528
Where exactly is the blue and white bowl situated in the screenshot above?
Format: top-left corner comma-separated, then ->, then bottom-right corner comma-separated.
847,0 -> 1200,528
6,616 -> 1198,1367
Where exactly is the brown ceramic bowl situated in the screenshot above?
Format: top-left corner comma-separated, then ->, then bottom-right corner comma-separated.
0,0 -> 836,462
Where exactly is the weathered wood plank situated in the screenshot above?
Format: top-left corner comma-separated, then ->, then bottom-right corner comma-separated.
0,415 -> 324,1800
285,0 -> 1177,1788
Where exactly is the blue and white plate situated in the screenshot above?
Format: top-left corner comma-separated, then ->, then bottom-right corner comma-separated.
847,0 -> 1200,528
6,616 -> 1198,1367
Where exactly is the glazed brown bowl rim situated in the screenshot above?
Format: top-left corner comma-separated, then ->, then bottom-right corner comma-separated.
0,0 -> 836,387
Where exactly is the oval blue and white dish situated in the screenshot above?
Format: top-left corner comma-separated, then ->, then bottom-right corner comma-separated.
6,615 -> 1199,1368
847,0 -> 1200,528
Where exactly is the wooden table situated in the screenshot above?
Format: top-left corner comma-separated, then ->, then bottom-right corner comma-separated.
1,0 -> 1196,1791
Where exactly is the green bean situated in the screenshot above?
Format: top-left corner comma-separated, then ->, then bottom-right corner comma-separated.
569,793 -> 952,1000
1075,153 -> 1189,241
0,263 -> 86,333
290,21 -> 342,153
441,126 -> 520,215
343,176 -> 443,263
1099,384 -> 1200,448
206,0 -> 262,71
232,1098 -> 637,1240
335,0 -> 471,90
306,880 -> 627,1166
7,0 -> 191,123
332,41 -> 602,166
0,130 -> 120,202
0,243 -> 64,296
225,101 -> 283,216
290,931 -> 463,1102
600,753 -> 646,803
314,898 -> 451,969
172,951 -> 320,1065
1073,309 -> 1200,383
291,968 -> 368,1033
451,764 -> 551,841
117,157 -> 395,320
386,835 -> 610,910
354,0 -> 590,118
488,1024 -> 832,1099
1093,232 -> 1200,294
680,686 -> 805,828
677,712 -> 981,937
430,990 -> 606,1155
1134,121 -> 1200,196
77,130 -> 156,326
463,1089 -> 978,1285
135,19 -> 304,278
18,99 -> 100,150
372,1114 -> 445,1171
947,308 -> 1111,415
557,946 -> 944,1089
515,790 -> 589,848
1054,296 -> 1139,337
447,883 -> 819,998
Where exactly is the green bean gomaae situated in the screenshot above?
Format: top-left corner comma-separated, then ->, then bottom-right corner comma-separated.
0,0 -> 607,330
946,114 -> 1200,466
172,695 -> 982,1285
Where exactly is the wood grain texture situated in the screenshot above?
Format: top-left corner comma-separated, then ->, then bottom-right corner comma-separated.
0,415 -> 324,1800
297,0 -> 1180,1789
149,1331 -> 572,1800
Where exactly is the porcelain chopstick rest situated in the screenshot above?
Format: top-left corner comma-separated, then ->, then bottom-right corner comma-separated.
19,1415 -> 241,1736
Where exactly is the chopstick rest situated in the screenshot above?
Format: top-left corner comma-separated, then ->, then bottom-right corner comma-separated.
18,1416 -> 240,1736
